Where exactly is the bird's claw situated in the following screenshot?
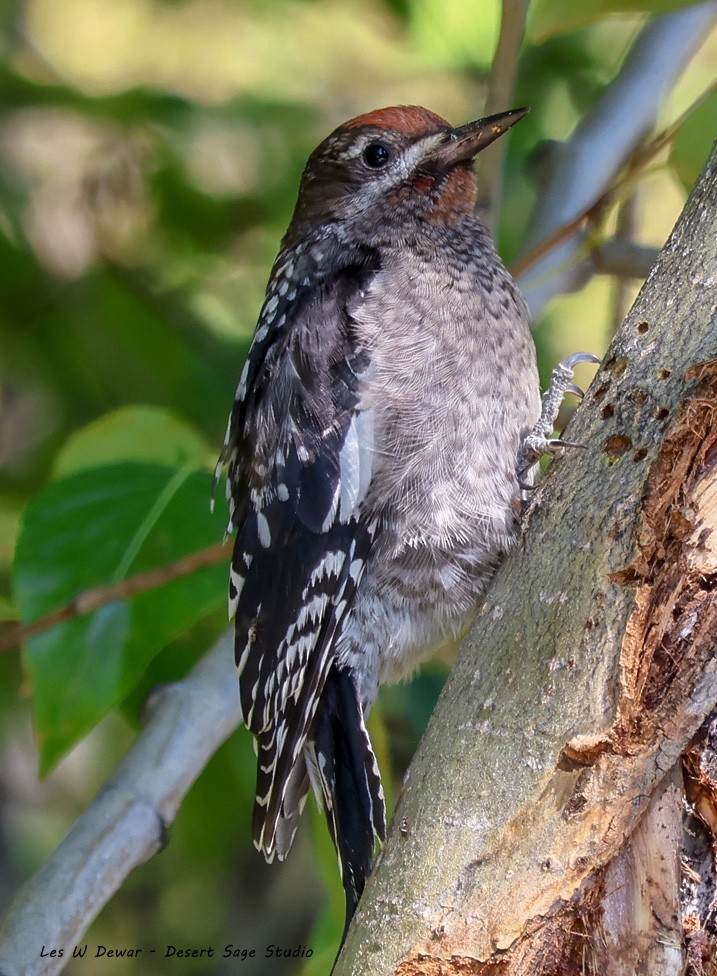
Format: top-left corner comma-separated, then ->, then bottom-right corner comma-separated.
560,352 -> 602,370
517,351 -> 601,479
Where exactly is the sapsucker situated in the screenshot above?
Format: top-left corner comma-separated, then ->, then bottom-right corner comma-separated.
216,104 -> 542,932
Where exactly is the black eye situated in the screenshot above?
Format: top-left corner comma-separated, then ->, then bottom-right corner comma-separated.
362,142 -> 392,168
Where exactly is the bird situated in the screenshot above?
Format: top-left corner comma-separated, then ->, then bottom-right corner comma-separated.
216,104 -> 543,935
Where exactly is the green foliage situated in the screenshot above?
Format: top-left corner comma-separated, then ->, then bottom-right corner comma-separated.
15,460 -> 225,772
670,94 -> 717,188
53,405 -> 212,475
13,405 -> 224,773
529,0 -> 702,41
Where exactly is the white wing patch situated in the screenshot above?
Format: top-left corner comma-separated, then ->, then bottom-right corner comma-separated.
338,407 -> 374,521
228,566 -> 244,618
256,512 -> 272,548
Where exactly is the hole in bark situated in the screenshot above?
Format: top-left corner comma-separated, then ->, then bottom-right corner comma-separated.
633,448 -> 648,461
655,406 -> 670,420
658,367 -> 672,380
605,355 -> 628,377
637,321 -> 649,333
563,790 -> 588,816
604,434 -> 632,456
601,404 -> 615,420
592,383 -> 610,402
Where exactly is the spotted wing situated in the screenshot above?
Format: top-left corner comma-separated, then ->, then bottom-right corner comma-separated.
224,246 -> 380,861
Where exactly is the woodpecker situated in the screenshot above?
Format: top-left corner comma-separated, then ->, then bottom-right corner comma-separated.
217,105 -> 544,932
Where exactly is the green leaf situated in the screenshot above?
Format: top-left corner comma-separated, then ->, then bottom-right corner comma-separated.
0,594 -> 17,622
305,799 -> 346,971
14,462 -> 227,773
53,405 -> 212,476
670,95 -> 717,190
300,897 -> 344,976
529,0 -> 700,41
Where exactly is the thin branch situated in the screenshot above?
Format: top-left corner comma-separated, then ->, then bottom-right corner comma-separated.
478,0 -> 531,235
0,631 -> 240,976
510,74 -> 717,283
0,540 -> 232,653
519,3 -> 717,318
596,239 -> 658,282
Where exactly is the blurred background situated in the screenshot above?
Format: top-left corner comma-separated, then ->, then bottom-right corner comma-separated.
0,0 -> 716,973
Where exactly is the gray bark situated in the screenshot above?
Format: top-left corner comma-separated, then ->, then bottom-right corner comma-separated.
334,139 -> 717,975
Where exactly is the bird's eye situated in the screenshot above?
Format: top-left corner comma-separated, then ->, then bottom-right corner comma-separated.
362,142 -> 392,168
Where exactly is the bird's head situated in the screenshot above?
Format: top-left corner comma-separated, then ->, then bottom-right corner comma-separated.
287,104 -> 528,235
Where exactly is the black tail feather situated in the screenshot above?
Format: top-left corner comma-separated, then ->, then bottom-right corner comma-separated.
312,664 -> 386,939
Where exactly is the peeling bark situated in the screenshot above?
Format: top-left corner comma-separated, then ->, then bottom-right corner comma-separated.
334,143 -> 717,976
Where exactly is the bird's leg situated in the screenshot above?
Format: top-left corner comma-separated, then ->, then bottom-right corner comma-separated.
517,352 -> 601,482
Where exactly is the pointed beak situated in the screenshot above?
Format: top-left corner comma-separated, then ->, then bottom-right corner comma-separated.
426,107 -> 529,170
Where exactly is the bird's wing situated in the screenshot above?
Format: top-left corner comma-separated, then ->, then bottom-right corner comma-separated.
222,246 -> 381,861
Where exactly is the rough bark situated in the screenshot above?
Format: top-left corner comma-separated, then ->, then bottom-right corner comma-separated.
334,140 -> 717,976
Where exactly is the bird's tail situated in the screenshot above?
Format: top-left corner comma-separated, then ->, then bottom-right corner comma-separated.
308,664 -> 386,937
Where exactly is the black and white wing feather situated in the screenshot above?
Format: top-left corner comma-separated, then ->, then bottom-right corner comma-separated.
219,243 -> 385,885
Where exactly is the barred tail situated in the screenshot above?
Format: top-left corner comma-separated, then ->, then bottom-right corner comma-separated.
309,664 -> 386,936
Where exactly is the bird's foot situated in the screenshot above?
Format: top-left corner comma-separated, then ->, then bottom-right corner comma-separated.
518,352 -> 601,480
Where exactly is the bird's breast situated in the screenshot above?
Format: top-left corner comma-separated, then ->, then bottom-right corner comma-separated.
351,241 -> 539,547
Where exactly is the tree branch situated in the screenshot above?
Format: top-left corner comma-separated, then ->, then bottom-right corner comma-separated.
0,541 -> 231,653
593,238 -> 659,281
518,3 -> 717,318
334,137 -> 717,975
0,631 -> 240,976
478,0 -> 531,235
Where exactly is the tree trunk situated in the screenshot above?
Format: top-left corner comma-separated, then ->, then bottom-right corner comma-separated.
334,140 -> 717,976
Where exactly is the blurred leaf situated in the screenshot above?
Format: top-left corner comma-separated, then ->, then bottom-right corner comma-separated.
53,405 -> 212,476
300,897 -> 343,976
529,0 -> 699,40
23,267 -> 244,441
171,730 -> 253,869
378,665 -> 447,780
367,700 -> 394,816
375,0 -> 412,22
14,462 -> 226,772
0,61 -> 193,125
152,158 -> 264,251
0,593 -> 17,622
670,94 -> 717,190
305,800 -> 345,971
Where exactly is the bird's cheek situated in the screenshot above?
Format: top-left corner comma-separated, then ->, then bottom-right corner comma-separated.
426,167 -> 477,225
387,174 -> 435,209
